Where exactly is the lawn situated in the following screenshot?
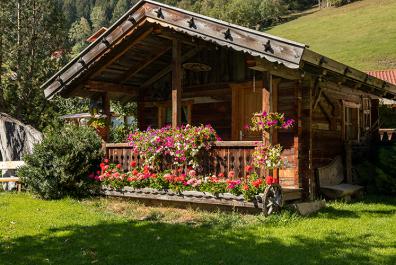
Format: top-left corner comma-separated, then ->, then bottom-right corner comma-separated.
1,193 -> 395,265
267,0 -> 396,71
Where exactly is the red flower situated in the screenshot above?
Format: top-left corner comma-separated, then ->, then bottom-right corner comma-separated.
252,179 -> 263,188
245,165 -> 253,173
100,163 -> 105,169
218,172 -> 225,178
130,161 -> 137,167
243,184 -> 249,191
132,169 -> 139,176
127,177 -> 133,182
116,164 -> 122,169
104,159 -> 109,164
104,165 -> 109,171
228,171 -> 235,179
266,176 -> 273,185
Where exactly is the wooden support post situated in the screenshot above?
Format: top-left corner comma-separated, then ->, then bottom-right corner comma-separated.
262,72 -> 271,146
102,93 -> 111,142
172,39 -> 182,128
137,89 -> 145,130
308,79 -> 315,200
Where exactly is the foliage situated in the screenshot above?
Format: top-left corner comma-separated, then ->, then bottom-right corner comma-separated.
0,0 -> 68,130
379,104 -> 396,128
355,143 -> 396,194
88,117 -> 106,128
17,125 -> 103,199
249,111 -> 294,131
128,125 -> 219,170
95,160 -> 267,201
109,124 -> 135,143
248,111 -> 294,170
252,143 -> 284,169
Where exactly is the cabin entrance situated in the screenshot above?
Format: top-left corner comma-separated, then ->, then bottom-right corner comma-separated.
231,81 -> 265,141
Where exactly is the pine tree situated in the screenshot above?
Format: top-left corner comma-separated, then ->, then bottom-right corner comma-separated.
68,17 -> 92,57
0,0 -> 67,129
111,0 -> 134,24
90,4 -> 107,30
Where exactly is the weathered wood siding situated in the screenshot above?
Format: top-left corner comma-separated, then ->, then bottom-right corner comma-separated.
277,80 -> 300,188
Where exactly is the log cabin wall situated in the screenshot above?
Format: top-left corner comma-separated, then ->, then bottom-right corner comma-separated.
277,79 -> 300,188
310,80 -> 375,168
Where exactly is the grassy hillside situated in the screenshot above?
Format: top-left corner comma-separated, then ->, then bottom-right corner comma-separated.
267,0 -> 396,71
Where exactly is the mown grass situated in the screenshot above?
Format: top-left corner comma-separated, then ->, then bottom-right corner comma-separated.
267,0 -> 396,71
1,192 -> 396,265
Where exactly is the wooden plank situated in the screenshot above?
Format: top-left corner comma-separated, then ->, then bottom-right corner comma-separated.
141,46 -> 201,88
0,161 -> 25,170
85,80 -> 138,96
171,39 -> 182,128
119,46 -> 171,83
91,28 -> 153,79
0,177 -> 20,183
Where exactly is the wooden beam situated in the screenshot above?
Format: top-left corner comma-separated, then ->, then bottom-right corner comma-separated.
102,92 -> 111,142
91,28 -> 153,79
248,58 -> 302,80
85,80 -> 138,96
141,46 -> 202,88
262,72 -> 271,146
119,46 -> 171,83
312,80 -> 322,111
172,39 -> 182,128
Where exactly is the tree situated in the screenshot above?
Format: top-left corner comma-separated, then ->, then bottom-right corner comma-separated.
111,0 -> 135,24
68,17 -> 92,56
0,0 -> 67,129
90,3 -> 108,30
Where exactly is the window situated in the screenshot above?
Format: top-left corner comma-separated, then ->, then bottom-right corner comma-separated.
343,101 -> 360,142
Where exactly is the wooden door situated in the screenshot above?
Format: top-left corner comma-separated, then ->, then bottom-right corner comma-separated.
231,81 -> 266,141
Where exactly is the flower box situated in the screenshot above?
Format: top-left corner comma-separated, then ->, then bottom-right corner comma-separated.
101,185 -> 264,210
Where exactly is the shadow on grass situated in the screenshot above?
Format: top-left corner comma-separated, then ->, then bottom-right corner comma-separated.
1,220 -> 395,265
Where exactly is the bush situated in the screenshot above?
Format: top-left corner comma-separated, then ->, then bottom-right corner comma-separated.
355,143 -> 396,194
18,125 -> 103,199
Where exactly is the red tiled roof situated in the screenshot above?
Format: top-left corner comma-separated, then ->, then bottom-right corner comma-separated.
368,69 -> 396,85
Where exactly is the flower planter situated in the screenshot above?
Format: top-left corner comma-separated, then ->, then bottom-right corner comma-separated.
101,185 -> 265,210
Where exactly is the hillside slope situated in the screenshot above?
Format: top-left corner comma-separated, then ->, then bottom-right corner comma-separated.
267,0 -> 396,71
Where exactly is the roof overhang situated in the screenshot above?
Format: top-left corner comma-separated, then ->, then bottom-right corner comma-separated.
42,0 -> 396,100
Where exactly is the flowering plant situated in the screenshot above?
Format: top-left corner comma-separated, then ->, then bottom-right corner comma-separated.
252,143 -> 284,170
92,159 -> 268,201
128,124 -> 219,170
248,111 -> 294,131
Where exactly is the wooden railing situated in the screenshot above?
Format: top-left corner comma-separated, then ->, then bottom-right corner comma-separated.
379,128 -> 396,142
104,141 -> 262,178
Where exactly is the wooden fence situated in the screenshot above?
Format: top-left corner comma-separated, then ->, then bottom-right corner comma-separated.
104,141 -> 262,178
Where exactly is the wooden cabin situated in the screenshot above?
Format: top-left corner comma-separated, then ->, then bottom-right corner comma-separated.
42,0 -> 396,199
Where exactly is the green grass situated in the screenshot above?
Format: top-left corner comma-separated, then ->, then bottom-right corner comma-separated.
1,193 -> 396,265
267,0 -> 396,71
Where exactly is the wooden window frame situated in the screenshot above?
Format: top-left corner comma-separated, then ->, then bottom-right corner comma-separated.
342,100 -> 360,143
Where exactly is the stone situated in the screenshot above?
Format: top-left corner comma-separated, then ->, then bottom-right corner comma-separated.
292,200 -> 326,216
0,113 -> 42,189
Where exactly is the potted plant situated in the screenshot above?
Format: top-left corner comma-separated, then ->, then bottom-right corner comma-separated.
89,117 -> 108,140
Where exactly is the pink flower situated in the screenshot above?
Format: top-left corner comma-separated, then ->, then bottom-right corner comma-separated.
228,171 -> 235,179
188,170 -> 196,177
